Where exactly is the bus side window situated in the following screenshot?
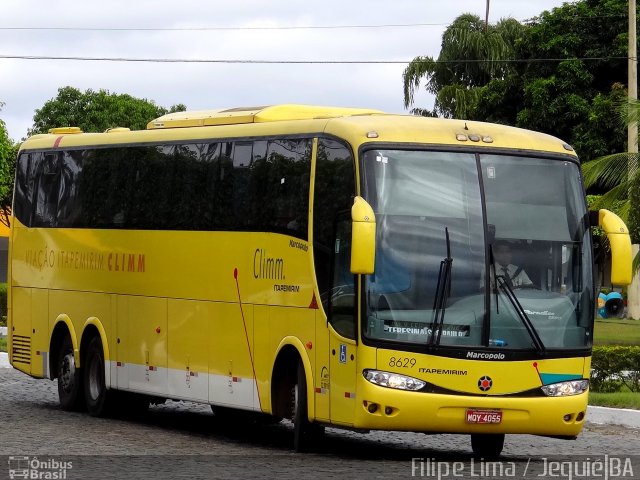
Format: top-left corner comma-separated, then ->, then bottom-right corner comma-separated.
56,150 -> 83,227
330,215 -> 356,339
33,153 -> 62,227
313,138 -> 356,338
231,142 -> 253,229
14,153 -> 34,227
259,138 -> 311,239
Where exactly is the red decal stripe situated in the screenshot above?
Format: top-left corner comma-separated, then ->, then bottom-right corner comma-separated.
233,268 -> 262,409
53,136 -> 63,148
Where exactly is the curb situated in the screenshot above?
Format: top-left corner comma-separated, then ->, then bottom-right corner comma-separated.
586,405 -> 640,429
0,351 -> 9,368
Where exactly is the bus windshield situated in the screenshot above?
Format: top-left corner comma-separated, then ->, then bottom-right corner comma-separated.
361,149 -> 594,351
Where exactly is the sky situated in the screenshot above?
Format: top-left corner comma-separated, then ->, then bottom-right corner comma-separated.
0,0 -> 569,142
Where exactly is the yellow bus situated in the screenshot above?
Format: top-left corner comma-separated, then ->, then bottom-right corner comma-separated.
8,105 -> 632,457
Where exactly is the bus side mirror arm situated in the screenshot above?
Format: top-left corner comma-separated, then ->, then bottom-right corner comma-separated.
351,196 -> 376,274
592,209 -> 632,285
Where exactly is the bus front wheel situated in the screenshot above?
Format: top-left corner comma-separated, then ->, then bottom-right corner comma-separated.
292,362 -> 324,452
57,335 -> 84,411
470,433 -> 505,458
83,336 -> 112,416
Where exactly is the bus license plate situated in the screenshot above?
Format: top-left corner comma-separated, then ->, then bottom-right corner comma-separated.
466,409 -> 502,424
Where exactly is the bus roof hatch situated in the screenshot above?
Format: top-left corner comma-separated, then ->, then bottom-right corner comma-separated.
146,104 -> 384,129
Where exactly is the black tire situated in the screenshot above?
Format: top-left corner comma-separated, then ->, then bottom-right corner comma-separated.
57,335 -> 84,411
470,433 -> 505,458
292,362 -> 324,452
83,336 -> 113,416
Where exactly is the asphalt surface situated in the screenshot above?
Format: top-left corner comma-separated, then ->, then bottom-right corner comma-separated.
0,358 -> 639,479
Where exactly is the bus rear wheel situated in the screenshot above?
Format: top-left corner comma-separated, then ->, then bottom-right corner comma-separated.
470,433 -> 505,458
57,335 -> 84,411
83,336 -> 113,416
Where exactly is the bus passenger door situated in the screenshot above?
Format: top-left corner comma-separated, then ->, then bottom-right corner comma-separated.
328,217 -> 358,426
311,137 -> 358,426
329,331 -> 357,425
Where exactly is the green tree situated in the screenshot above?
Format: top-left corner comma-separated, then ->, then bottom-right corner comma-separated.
405,1 -> 630,163
0,104 -> 17,226
30,86 -> 186,135
582,98 -> 640,243
402,14 -> 525,118
475,0 -> 629,162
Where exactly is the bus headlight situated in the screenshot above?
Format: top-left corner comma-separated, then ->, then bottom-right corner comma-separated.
541,379 -> 589,396
363,369 -> 426,391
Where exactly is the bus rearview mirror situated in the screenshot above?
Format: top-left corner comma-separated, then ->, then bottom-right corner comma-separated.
595,209 -> 632,285
351,196 -> 376,274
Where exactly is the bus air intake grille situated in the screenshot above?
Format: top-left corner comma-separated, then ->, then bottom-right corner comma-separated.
11,335 -> 31,365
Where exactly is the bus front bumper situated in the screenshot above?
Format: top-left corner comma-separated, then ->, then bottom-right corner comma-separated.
353,379 -> 587,437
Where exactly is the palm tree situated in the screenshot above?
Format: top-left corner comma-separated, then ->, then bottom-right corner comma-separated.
402,14 -> 523,118
582,152 -> 634,220
582,98 -> 640,220
582,98 -> 640,273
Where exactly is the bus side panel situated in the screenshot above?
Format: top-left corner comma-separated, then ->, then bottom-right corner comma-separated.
268,306 -> 315,403
209,302 -> 257,410
117,296 -> 168,395
313,310 -> 330,422
253,305 -> 271,413
48,290 -> 112,337
30,288 -> 49,378
254,308 -> 317,417
167,299 -> 210,402
9,287 -> 32,375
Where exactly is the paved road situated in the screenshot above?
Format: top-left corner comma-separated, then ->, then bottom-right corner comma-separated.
0,367 -> 639,480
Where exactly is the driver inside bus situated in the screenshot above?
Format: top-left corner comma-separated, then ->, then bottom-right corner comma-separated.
490,240 -> 533,289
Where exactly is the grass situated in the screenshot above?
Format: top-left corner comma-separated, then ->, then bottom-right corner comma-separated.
593,318 -> 640,346
589,390 -> 640,409
0,337 -> 6,353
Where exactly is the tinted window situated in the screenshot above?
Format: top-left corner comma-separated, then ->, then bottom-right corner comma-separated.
313,139 -> 355,301
255,139 -> 311,237
312,139 -> 356,337
13,153 -> 35,225
13,137 -> 311,239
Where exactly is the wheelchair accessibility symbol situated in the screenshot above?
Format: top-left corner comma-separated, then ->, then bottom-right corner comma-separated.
339,344 -> 347,364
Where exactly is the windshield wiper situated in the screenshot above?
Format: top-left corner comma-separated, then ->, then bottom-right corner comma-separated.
489,244 -> 499,315
429,228 -> 453,347
495,276 -> 546,355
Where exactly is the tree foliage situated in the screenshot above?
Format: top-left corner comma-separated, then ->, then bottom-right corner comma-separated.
581,97 -> 640,245
403,14 -> 524,118
404,0 -> 630,162
0,105 -> 17,227
501,0 -> 628,162
30,86 -> 186,135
